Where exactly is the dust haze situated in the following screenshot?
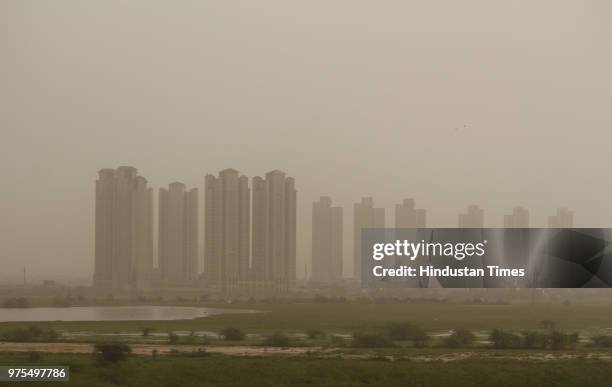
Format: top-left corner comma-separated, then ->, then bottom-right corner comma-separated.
1,0 -> 611,283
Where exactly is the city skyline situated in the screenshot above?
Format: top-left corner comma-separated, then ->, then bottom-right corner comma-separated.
93,165 -> 580,290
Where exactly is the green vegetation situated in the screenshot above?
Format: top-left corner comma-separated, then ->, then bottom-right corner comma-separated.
3,297 -> 29,308
522,331 -> 551,349
386,322 -> 422,340
329,335 -> 347,347
385,322 -> 429,347
490,329 -> 579,350
590,335 -> 612,348
0,326 -> 59,342
540,319 -> 556,330
443,328 -> 476,348
141,327 -> 153,337
262,332 -> 292,347
352,332 -> 395,348
93,342 -> 131,364
168,332 -> 179,344
1,301 -> 611,337
1,352 -> 612,386
220,327 -> 245,341
306,329 -> 325,340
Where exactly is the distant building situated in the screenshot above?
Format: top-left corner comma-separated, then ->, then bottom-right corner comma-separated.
311,196 -> 343,283
94,166 -> 153,291
204,169 -> 250,292
458,205 -> 484,228
158,182 -> 198,286
548,207 -> 573,228
353,197 -> 385,279
252,170 -> 297,291
395,198 -> 426,228
503,206 -> 529,228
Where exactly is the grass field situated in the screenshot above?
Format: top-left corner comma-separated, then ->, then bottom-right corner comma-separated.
1,351 -> 612,387
2,301 -> 611,336
2,301 -> 612,385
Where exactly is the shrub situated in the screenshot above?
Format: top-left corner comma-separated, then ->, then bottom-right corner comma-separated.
0,327 -> 59,342
94,342 -> 131,364
220,327 -> 246,341
184,331 -> 197,344
2,298 -> 29,308
412,330 -> 430,348
52,297 -> 72,307
306,329 -> 325,340
168,332 -> 180,344
490,329 -> 522,349
489,329 -> 578,350
590,335 -> 612,348
46,329 -> 59,342
263,332 -> 291,347
329,335 -> 347,347
444,328 -> 476,348
522,331 -> 550,349
569,332 -> 579,349
27,351 -> 42,362
352,332 -> 395,348
386,323 -> 421,340
551,331 -> 579,350
540,320 -> 556,330
385,322 -> 428,347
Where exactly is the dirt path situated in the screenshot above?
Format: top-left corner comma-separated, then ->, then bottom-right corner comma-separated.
0,342 -> 319,356
1,342 -> 612,362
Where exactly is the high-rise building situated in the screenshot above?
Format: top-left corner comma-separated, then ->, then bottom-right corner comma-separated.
503,206 -> 529,228
204,169 -> 250,291
353,197 -> 385,279
252,170 -> 297,291
94,166 -> 153,291
548,207 -> 573,228
311,196 -> 343,283
158,182 -> 198,285
458,205 -> 484,228
395,198 -> 426,228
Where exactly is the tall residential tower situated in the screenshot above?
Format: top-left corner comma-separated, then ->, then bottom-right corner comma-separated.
311,196 -> 343,283
158,182 -> 198,285
204,169 -> 250,292
395,198 -> 426,228
353,197 -> 385,279
548,207 -> 574,228
504,206 -> 529,228
458,205 -> 484,228
94,166 -> 153,291
252,170 -> 297,291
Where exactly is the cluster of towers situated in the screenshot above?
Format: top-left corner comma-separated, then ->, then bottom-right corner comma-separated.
204,169 -> 296,293
94,166 -> 575,291
94,166 -> 296,293
311,196 -> 425,283
310,198 -> 574,284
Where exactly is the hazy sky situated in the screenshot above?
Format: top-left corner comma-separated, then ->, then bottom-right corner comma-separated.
1,1 -> 611,282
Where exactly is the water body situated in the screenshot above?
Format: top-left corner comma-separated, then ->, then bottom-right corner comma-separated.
0,306 -> 259,322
